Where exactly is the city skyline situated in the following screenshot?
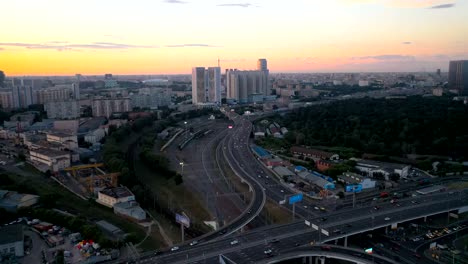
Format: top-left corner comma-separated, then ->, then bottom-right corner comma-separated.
1,0 -> 467,75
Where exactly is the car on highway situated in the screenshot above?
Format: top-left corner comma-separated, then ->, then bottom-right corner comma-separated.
384,217 -> 391,221
280,190 -> 284,193
320,217 -> 327,222
230,239 -> 239,245
320,245 -> 331,251
264,249 -> 273,255
319,207 -> 326,212
170,246 -> 179,251
374,206 -> 380,210
189,241 -> 198,246
314,206 -> 319,210
269,238 -> 280,244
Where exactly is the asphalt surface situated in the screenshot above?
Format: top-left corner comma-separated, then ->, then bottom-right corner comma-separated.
113,190 -> 468,264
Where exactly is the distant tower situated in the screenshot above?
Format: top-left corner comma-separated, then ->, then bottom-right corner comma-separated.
257,59 -> 268,71
436,69 -> 441,76
191,67 -> 221,105
72,83 -> 80,100
449,60 -> 468,95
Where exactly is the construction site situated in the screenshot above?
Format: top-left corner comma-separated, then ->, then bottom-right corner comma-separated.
55,164 -> 120,199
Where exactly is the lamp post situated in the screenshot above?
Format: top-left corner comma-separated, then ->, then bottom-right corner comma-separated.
179,162 -> 184,175
184,121 -> 188,140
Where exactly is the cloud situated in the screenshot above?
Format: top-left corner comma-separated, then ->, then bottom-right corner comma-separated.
342,0 -> 456,9
0,42 -> 158,51
165,43 -> 219,48
352,54 -> 415,61
402,41 -> 412,45
429,3 -> 455,8
217,3 -> 255,7
163,0 -> 188,3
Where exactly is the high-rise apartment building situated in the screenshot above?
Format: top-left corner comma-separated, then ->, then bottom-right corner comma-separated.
130,88 -> 171,109
257,59 -> 268,71
0,90 -> 13,109
449,60 -> 468,95
45,101 -> 80,119
92,97 -> 131,118
191,67 -> 221,105
72,83 -> 80,100
35,86 -> 73,104
226,59 -> 269,104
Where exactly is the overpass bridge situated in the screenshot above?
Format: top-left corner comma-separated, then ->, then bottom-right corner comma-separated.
118,190 -> 467,264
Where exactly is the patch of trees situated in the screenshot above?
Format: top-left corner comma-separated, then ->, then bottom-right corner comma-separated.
280,97 -> 468,159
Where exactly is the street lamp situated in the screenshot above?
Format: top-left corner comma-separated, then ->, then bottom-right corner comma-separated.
184,121 -> 188,140
179,162 -> 184,175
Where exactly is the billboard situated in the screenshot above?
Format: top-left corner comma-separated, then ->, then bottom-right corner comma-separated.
176,213 -> 190,228
311,224 -> 318,230
304,220 -> 311,226
289,193 -> 303,205
346,184 -> 363,193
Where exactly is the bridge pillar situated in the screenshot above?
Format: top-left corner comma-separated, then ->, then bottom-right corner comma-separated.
319,256 -> 326,264
308,256 -> 313,264
344,236 -> 348,247
334,239 -> 338,245
424,216 -> 427,222
302,257 -> 307,264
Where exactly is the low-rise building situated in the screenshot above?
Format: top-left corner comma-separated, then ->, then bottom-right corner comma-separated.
338,172 -> 376,190
84,128 -> 106,144
46,131 -> 78,150
0,225 -> 24,257
297,171 -> 335,190
290,146 -> 339,161
273,166 -> 296,180
45,100 -> 80,119
113,201 -> 146,222
97,187 -> 135,208
351,158 -> 410,179
0,190 -> 39,212
264,157 -> 289,168
251,145 -> 271,159
316,159 -> 336,172
29,148 -> 71,172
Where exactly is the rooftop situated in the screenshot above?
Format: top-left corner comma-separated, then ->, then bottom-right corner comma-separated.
30,148 -> 70,157
99,186 -> 134,199
273,166 -> 296,176
47,131 -> 75,138
290,146 -> 336,159
351,158 -> 409,170
0,224 -> 23,244
416,185 -> 446,195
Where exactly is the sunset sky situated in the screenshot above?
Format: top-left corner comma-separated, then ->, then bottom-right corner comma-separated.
1,0 -> 467,75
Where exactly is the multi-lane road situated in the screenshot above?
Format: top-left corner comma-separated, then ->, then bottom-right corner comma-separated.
120,190 -> 467,264
116,111 -> 468,264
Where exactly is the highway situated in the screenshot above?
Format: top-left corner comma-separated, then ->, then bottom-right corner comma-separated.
120,111 -> 468,264
118,190 -> 468,264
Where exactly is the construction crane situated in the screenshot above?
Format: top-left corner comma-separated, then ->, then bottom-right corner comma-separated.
64,163 -> 104,178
